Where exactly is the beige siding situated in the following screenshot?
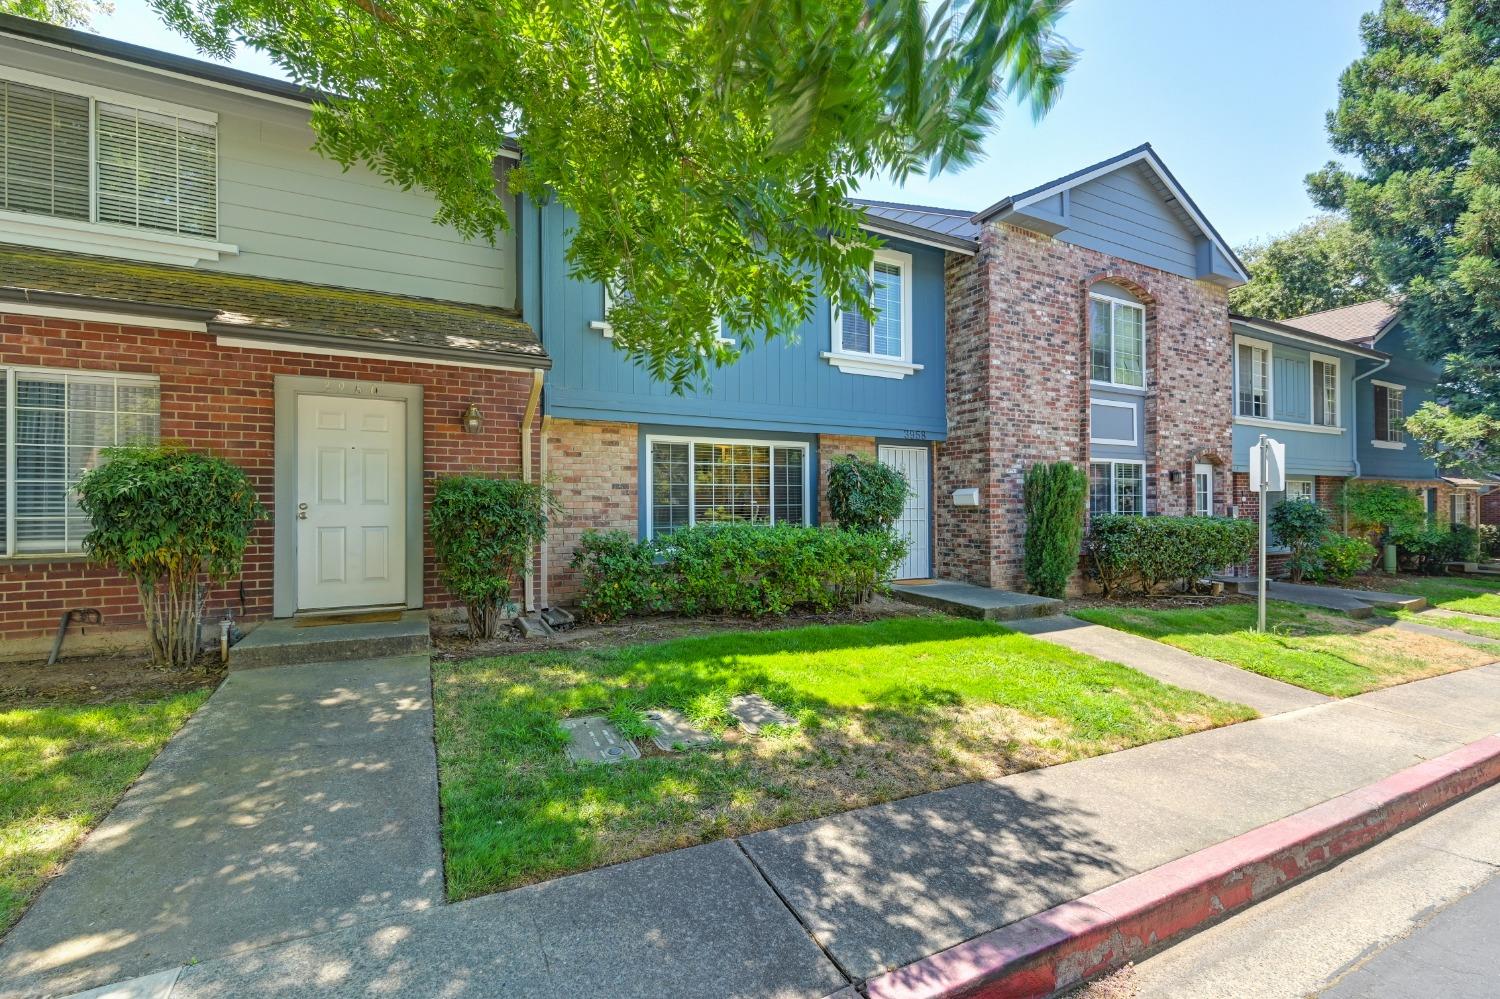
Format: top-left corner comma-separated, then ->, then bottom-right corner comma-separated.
0,36 -> 515,307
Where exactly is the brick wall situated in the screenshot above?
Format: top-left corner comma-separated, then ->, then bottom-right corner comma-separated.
935,223 -> 1233,589
0,311 -> 539,645
543,418 -> 639,605
818,434 -> 877,526
1485,488 -> 1500,526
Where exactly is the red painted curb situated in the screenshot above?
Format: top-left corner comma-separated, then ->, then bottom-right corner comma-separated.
863,734 -> 1500,999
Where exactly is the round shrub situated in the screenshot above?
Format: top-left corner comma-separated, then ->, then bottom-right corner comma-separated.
572,530 -> 662,623
1022,462 -> 1088,598
1268,500 -> 1332,582
430,475 -> 552,637
1313,534 -> 1378,582
75,444 -> 266,669
826,455 -> 908,533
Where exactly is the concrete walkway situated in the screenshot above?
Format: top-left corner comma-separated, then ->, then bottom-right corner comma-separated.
1007,615 -> 1328,715
8,657 -> 1500,997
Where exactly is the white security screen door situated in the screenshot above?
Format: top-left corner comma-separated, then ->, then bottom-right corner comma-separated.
295,395 -> 406,610
877,445 -> 930,579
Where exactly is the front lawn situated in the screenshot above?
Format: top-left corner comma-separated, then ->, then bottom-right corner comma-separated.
1073,601 -> 1495,698
1383,576 -> 1500,617
1392,609 -> 1500,644
1,692 -> 209,935
433,615 -> 1252,900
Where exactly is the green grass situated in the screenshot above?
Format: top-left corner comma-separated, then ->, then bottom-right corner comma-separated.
433,615 -> 1252,900
1393,609 -> 1500,644
1,692 -> 209,934
1384,576 -> 1500,617
1073,601 -> 1496,698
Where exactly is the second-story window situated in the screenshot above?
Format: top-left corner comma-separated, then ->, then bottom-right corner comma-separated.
1236,341 -> 1271,418
0,75 -> 218,240
1312,356 -> 1339,427
1089,294 -> 1145,388
1373,382 -> 1406,444
839,251 -> 911,358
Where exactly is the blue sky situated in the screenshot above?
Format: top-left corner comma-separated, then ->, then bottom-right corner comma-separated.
96,0 -> 1374,247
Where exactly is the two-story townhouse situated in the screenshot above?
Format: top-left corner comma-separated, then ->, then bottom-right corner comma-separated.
1233,299 -> 1484,532
0,15 -> 551,653
536,144 -> 1249,597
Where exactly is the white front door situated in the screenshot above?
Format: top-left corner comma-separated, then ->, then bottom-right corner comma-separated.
878,444 -> 930,579
296,395 -> 406,610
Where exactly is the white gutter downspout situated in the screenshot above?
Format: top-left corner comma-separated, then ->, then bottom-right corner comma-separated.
1349,356 -> 1392,531
520,368 -> 544,612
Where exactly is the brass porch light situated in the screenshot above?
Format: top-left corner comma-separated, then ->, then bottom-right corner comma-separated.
461,403 -> 483,434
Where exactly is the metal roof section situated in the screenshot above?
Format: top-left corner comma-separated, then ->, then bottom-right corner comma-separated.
850,198 -> 981,253
971,143 -> 1251,287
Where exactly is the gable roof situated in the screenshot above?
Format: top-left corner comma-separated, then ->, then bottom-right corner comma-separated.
1277,299 -> 1401,347
1229,314 -> 1388,360
0,244 -> 549,370
971,143 -> 1250,284
850,199 -> 980,253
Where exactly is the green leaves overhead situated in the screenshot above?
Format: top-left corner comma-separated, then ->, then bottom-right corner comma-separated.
1228,216 -> 1383,321
147,0 -> 1074,389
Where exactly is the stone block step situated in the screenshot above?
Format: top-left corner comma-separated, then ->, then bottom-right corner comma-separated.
889,580 -> 1062,622
229,610 -> 431,670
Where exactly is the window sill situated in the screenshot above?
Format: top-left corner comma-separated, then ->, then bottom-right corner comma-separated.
821,352 -> 923,379
1090,380 -> 1147,394
1371,440 -> 1407,450
0,552 -> 90,565
0,210 -> 239,267
1235,417 -> 1346,435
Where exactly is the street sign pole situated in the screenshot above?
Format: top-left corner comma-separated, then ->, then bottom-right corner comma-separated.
1257,433 -> 1268,633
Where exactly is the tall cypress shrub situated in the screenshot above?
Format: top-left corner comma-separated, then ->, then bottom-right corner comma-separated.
1022,462 -> 1088,598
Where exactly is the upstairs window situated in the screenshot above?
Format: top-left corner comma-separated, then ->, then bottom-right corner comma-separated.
0,74 -> 218,240
1312,356 -> 1340,427
826,248 -> 921,378
1089,294 -> 1145,387
1236,340 -> 1271,418
1373,382 -> 1406,444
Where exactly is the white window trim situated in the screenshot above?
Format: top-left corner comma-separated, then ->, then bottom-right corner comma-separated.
1310,352 -> 1342,428
1371,379 -> 1408,448
1089,398 -> 1138,446
1284,477 -> 1316,502
1234,335 -> 1274,420
0,68 -> 236,267
593,284 -> 734,347
1193,462 -> 1214,516
1235,417 -> 1346,436
826,248 -> 921,379
2,363 -> 161,559
643,434 -> 810,539
1089,458 -> 1148,516
1088,291 -> 1148,390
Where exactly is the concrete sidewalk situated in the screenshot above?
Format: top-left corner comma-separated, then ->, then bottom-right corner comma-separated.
9,660 -> 1500,998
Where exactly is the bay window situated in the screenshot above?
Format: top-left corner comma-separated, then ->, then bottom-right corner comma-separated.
647,438 -> 807,538
2,367 -> 161,556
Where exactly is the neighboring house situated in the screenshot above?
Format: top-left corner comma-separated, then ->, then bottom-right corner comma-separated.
0,15 -> 550,653
535,143 -> 1250,596
1236,300 -> 1485,532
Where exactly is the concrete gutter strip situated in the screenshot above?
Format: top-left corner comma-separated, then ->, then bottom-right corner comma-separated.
863,733 -> 1500,999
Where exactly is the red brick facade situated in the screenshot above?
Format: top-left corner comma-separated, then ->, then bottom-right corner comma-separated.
934,223 -> 1234,589
542,418 -> 640,605
1485,488 -> 1500,526
0,311 -> 539,646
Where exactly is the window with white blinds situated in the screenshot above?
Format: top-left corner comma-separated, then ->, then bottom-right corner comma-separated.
2,367 -> 161,557
0,75 -> 217,240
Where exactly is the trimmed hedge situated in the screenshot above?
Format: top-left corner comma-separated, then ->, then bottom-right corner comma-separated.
572,522 -> 905,622
1084,515 -> 1256,596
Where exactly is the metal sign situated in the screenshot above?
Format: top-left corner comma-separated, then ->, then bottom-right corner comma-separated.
1247,438 -> 1286,492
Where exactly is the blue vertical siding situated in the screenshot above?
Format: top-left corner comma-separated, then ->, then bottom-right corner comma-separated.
522,197 -> 947,440
1060,164 -> 1200,280
1231,324 -> 1359,476
1355,323 -> 1441,480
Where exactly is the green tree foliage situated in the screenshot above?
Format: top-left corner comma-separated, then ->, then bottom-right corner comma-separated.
0,0 -> 112,28
1338,481 -> 1426,544
429,475 -> 552,638
1268,500 -> 1333,582
1309,1 -> 1500,467
1021,461 -> 1086,598
826,454 -> 909,533
75,445 -> 266,669
148,0 -> 1073,389
1406,402 -> 1500,474
1228,216 -> 1382,320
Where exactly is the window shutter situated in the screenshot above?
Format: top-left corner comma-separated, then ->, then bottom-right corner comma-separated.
1,81 -> 90,220
97,103 -> 217,238
1373,384 -> 1389,440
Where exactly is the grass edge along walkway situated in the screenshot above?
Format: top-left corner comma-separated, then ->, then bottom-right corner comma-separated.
1,690 -> 210,935
432,615 -> 1255,902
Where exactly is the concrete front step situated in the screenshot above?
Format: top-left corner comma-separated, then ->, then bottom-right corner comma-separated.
889,579 -> 1063,622
229,610 -> 431,670
1219,578 -> 1427,618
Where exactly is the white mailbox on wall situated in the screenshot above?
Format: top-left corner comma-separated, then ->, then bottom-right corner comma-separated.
952,488 -> 980,507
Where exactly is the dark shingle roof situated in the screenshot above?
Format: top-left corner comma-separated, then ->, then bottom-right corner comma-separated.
0,244 -> 548,369
1278,300 -> 1401,346
851,198 -> 980,251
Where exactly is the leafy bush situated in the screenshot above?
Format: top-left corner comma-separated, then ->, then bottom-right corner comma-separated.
825,454 -> 909,532
430,475 -> 552,637
1339,481 -> 1425,544
1022,462 -> 1088,599
1268,500 -> 1332,582
1312,534 -> 1378,582
1084,515 -> 1256,597
76,444 -> 266,669
1390,523 -> 1476,575
1447,524 -> 1480,563
1482,524 -> 1500,558
571,523 -> 905,621
572,530 -> 662,623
